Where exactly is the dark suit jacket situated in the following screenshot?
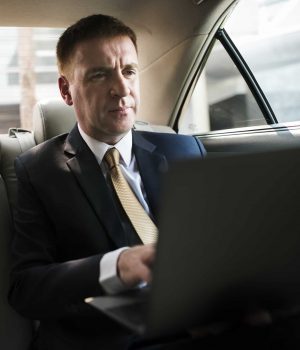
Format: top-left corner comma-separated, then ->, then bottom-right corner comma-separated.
8,125 -> 206,350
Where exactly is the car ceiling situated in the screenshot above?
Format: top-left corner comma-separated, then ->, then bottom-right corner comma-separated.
0,0 -> 237,126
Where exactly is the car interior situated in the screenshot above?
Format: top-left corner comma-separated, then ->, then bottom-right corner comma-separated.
0,0 -> 300,348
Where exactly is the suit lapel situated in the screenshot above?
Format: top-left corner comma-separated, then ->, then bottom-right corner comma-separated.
133,131 -> 168,221
64,125 -> 127,247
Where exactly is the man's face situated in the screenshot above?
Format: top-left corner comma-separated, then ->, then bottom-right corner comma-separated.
59,35 -> 140,144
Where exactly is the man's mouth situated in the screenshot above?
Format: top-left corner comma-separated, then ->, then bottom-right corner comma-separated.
109,106 -> 131,114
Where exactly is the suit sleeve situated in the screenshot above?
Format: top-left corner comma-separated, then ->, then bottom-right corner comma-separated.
8,157 -> 104,320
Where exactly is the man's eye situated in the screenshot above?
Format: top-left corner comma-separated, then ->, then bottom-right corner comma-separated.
123,69 -> 136,77
91,71 -> 106,80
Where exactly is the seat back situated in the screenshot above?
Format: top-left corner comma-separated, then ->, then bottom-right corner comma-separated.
0,99 -> 76,350
0,130 -> 38,350
0,172 -> 33,350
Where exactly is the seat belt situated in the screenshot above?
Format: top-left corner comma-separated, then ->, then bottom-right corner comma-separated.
9,128 -> 36,153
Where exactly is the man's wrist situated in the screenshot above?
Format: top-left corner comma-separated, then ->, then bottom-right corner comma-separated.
99,247 -> 130,294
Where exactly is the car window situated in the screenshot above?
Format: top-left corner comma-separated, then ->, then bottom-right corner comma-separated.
0,27 -> 63,133
178,39 -> 267,134
226,0 -> 300,125
178,0 -> 300,134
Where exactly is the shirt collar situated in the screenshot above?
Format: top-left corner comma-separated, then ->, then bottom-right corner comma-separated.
78,123 -> 133,166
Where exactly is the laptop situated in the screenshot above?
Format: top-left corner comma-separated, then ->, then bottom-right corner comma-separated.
85,147 -> 300,338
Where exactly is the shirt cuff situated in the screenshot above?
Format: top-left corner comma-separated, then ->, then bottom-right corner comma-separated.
99,247 -> 130,295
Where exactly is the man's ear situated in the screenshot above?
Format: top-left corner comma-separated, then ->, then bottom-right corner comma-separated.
58,76 -> 73,106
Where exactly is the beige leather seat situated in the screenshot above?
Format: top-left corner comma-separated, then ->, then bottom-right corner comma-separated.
0,99 -> 76,350
0,174 -> 33,350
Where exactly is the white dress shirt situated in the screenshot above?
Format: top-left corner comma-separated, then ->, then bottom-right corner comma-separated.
78,124 -> 150,294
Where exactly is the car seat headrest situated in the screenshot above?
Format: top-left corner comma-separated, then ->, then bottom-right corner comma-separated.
33,98 -> 77,144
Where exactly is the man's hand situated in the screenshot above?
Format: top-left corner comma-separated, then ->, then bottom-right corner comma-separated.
117,244 -> 155,288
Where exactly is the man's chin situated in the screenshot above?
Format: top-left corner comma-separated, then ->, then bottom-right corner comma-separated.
112,121 -> 134,135
101,127 -> 132,144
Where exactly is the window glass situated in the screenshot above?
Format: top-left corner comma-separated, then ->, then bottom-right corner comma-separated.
178,41 -> 267,134
226,0 -> 300,124
178,0 -> 300,134
0,27 -> 64,133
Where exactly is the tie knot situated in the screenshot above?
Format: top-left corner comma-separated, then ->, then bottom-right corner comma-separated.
104,147 -> 120,169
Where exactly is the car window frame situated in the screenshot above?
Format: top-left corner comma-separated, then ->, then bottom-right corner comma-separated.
216,28 -> 278,125
174,28 -> 279,133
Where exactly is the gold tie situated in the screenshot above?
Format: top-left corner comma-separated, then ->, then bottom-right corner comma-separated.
104,148 -> 158,244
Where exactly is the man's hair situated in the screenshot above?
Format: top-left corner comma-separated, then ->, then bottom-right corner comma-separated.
56,14 -> 137,75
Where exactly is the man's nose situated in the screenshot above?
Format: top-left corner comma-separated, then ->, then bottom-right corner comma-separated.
110,74 -> 130,98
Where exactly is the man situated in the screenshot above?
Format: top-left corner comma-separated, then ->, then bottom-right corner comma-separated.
8,14 -> 205,350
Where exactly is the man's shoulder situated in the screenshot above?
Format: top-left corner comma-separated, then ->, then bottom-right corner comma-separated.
17,132 -> 69,166
135,130 -> 192,140
134,130 -> 206,159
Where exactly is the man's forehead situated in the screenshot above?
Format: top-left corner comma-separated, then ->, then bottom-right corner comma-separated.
64,35 -> 138,78
75,35 -> 137,60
